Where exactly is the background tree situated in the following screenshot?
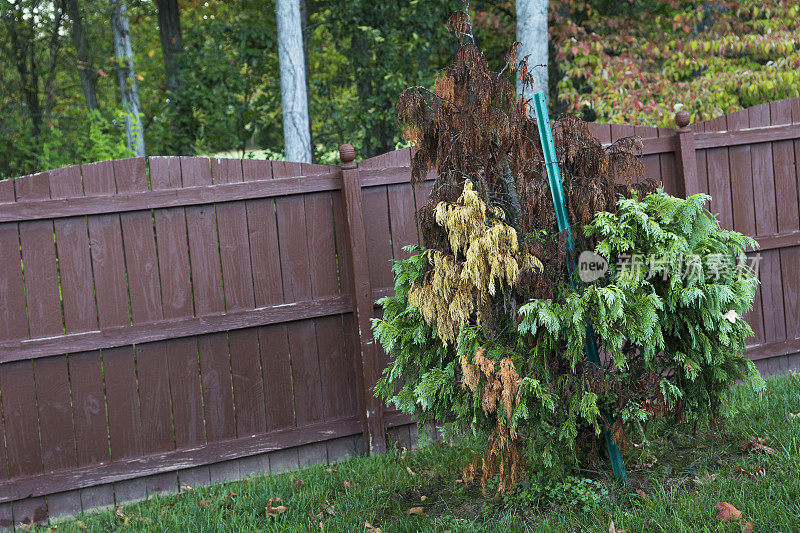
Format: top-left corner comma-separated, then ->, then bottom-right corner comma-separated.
65,0 -> 98,110
110,0 -> 144,156
277,0 -> 312,162
515,0 -> 548,103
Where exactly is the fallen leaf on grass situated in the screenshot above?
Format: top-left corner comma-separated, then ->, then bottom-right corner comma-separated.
635,489 -> 649,500
715,502 -> 742,522
408,506 -> 424,515
608,520 -> 627,533
421,495 -> 428,502
365,522 -> 382,532
733,466 -> 766,478
75,521 -> 87,530
740,520 -> 753,532
266,497 -> 287,518
115,506 -> 129,524
693,469 -> 716,486
740,437 -> 776,454
406,466 -> 416,476
180,482 -> 193,491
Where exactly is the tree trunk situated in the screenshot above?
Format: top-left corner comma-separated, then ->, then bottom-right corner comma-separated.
156,0 -> 182,96
5,3 -> 43,138
516,0 -> 549,105
65,0 -> 98,110
299,0 -> 314,161
110,0 -> 145,156
276,0 -> 312,163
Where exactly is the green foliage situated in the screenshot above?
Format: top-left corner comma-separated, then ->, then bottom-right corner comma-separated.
375,190 -> 763,476
552,0 -> 800,124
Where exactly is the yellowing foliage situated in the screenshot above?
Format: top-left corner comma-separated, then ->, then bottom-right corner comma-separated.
409,180 -> 542,344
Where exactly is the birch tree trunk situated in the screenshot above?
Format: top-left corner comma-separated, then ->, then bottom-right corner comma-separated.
110,0 -> 145,156
516,0 -> 549,105
276,0 -> 312,163
66,0 -> 98,111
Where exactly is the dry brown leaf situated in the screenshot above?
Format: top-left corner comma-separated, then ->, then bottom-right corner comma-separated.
733,466 -> 766,478
75,520 -> 88,530
635,489 -> 649,500
608,519 -> 627,533
408,506 -> 424,515
266,497 -> 287,518
421,495 -> 428,502
365,522 -> 382,533
715,502 -> 742,522
740,437 -> 776,455
693,469 -> 716,486
740,520 -> 753,533
406,466 -> 416,476
180,482 -> 193,491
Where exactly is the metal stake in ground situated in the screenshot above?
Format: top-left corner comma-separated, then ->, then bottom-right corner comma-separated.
532,93 -> 628,484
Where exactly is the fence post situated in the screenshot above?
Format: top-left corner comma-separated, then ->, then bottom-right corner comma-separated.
675,109 -> 701,198
339,144 -> 387,455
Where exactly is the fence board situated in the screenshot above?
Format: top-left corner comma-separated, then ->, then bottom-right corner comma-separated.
182,157 -> 236,452
242,159 -> 295,433
18,171 -> 83,518
274,161 -> 324,429
50,165 -> 113,510
150,157 -> 204,453
212,158 -> 266,440
748,107 -> 786,347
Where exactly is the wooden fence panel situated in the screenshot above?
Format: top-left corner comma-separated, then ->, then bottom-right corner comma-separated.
1,98 -> 799,529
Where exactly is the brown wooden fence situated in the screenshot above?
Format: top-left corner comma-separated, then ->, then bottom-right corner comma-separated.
0,98 -> 798,528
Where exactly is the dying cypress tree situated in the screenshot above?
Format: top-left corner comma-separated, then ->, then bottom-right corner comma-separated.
375,9 -> 761,493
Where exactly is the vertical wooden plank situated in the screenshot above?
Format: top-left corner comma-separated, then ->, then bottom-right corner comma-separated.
150,157 -> 204,450
778,101 -> 800,346
634,126 -> 662,183
50,165 -> 114,512
182,156 -> 236,447
387,152 -> 418,261
332,184 -> 361,421
82,160 -> 147,503
113,158 -> 179,496
273,160 -> 324,428
181,156 -> 237,483
303,163 -> 351,422
726,110 -> 765,345
242,160 -> 295,433
339,146 -> 386,454
656,128 -> 678,196
693,120 -> 710,196
149,156 -> 209,489
674,113 -> 700,198
748,107 -> 786,346
211,158 -> 266,439
18,171 -> 80,523
0,178 -> 49,526
704,114 -> 734,229
16,173 -> 77,490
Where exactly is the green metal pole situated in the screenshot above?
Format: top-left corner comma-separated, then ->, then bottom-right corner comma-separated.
532,93 -> 628,484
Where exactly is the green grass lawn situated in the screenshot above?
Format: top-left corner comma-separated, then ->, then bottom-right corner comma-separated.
38,372 -> 799,532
